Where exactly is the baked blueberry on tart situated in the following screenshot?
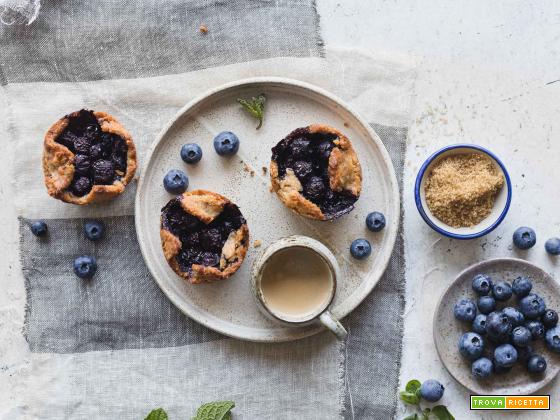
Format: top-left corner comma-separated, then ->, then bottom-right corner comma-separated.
43,109 -> 137,204
160,190 -> 249,284
270,124 -> 362,220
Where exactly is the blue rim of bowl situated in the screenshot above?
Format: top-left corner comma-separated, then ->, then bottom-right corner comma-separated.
414,144 -> 512,240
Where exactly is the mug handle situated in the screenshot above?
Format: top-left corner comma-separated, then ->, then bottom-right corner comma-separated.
319,311 -> 347,340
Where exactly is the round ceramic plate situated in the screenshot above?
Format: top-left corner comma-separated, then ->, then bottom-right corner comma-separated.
135,77 -> 400,342
434,258 -> 560,394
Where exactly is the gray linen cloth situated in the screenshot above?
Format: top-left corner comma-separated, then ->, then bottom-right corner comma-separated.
1,1 -> 415,418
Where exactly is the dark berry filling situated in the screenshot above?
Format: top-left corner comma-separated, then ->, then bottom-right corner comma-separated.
55,109 -> 128,196
271,127 -> 358,218
161,198 -> 246,273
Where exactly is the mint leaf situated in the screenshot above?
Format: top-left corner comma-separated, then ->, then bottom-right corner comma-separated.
430,405 -> 454,420
193,401 -> 235,420
406,379 -> 421,394
399,391 -> 420,405
403,414 -> 419,420
237,94 -> 266,129
145,408 -> 168,420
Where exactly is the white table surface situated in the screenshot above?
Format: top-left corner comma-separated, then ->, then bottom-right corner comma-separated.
319,0 -> 560,418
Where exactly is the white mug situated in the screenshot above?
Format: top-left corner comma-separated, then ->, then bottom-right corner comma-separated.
251,235 -> 347,340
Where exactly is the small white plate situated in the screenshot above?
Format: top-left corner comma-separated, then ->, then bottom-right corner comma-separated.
434,258 -> 560,394
135,77 -> 400,342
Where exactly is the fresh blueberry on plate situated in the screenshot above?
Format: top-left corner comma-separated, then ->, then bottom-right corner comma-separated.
180,143 -> 203,164
350,238 -> 371,259
73,255 -> 97,279
213,131 -> 240,156
472,357 -> 493,379
419,379 -> 444,402
472,274 -> 493,296
454,298 -> 477,322
477,295 -> 496,314
365,211 -> 386,232
494,344 -> 518,368
511,326 -> 532,347
84,220 -> 105,241
542,309 -> 559,329
163,169 -> 189,194
525,320 -> 545,340
519,293 -> 546,319
545,237 -> 560,255
502,307 -> 525,327
512,276 -> 532,298
486,311 -> 512,342
30,220 -> 48,237
492,280 -> 512,301
527,354 -> 547,374
472,314 -> 487,335
458,332 -> 485,360
513,226 -> 536,250
545,326 -> 560,353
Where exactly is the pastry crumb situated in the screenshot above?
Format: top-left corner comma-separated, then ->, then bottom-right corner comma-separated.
262,166 -> 268,175
343,122 -> 350,127
253,240 -> 262,248
243,162 -> 255,176
199,25 -> 208,33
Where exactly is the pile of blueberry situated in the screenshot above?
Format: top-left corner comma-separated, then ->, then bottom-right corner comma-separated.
30,219 -> 105,279
454,274 -> 560,379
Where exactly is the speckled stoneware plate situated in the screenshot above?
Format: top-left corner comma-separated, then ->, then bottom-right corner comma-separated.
434,258 -> 560,394
135,77 -> 399,342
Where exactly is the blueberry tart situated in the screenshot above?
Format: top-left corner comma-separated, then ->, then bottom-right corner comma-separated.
160,190 -> 249,284
43,109 -> 137,204
270,124 -> 362,220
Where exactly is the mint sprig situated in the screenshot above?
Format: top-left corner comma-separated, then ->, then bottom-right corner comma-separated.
399,379 -> 454,420
145,408 -> 168,420
192,401 -> 235,420
237,94 -> 266,129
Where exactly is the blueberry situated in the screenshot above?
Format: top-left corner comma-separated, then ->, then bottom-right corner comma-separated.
350,239 -> 372,259
519,293 -> 546,319
472,357 -> 493,379
200,228 -> 222,252
213,131 -> 240,156
366,211 -> 386,232
288,137 -> 311,158
30,221 -> 48,237
472,314 -> 487,335
304,176 -> 326,202
513,227 -> 536,250
494,344 -> 518,368
70,176 -> 92,196
486,311 -> 513,342
477,296 -> 496,314
74,154 -> 91,175
545,326 -> 560,353
542,309 -> 559,329
527,354 -> 547,374
525,320 -> 545,340
419,379 -> 444,402
316,140 -> 333,160
458,332 -> 485,360
163,169 -> 189,194
90,143 -> 104,160
545,237 -> 560,255
84,220 -> 105,241
73,136 -> 92,155
454,298 -> 477,322
502,307 -> 525,327
73,255 -> 97,279
511,326 -> 532,347
492,280 -> 512,301
472,274 -> 493,296
180,143 -> 203,164
512,276 -> 532,298
292,161 -> 313,179
92,159 -> 115,184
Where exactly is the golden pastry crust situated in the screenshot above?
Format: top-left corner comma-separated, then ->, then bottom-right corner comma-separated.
160,190 -> 249,284
270,124 -> 362,221
42,110 -> 137,205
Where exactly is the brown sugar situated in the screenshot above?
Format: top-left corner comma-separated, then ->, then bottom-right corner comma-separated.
424,153 -> 504,228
